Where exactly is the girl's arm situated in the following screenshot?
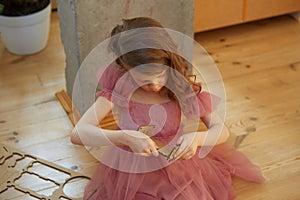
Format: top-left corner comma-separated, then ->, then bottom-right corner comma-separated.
70,96 -> 159,156
174,112 -> 230,159
70,96 -> 124,146
197,112 -> 230,146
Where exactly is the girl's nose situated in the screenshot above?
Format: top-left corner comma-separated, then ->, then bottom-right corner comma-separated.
149,83 -> 161,92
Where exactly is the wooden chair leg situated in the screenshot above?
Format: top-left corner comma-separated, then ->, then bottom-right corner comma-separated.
290,12 -> 300,22
234,134 -> 249,148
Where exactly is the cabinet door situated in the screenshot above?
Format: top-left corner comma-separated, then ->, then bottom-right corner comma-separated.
245,0 -> 300,22
194,0 -> 244,32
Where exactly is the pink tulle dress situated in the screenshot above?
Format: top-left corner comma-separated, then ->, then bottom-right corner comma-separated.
84,64 -> 264,200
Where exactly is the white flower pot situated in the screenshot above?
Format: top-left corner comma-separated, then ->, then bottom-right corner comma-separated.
0,2 -> 51,55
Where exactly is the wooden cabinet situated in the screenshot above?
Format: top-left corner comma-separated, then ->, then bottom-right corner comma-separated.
194,0 -> 300,32
194,0 -> 244,32
245,0 -> 300,21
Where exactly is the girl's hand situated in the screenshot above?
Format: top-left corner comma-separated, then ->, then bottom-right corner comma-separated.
173,132 -> 199,160
121,130 -> 159,157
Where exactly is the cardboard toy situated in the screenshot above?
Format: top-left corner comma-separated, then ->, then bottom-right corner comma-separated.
0,143 -> 90,200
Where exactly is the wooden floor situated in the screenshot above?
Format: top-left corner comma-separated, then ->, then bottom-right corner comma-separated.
0,12 -> 299,199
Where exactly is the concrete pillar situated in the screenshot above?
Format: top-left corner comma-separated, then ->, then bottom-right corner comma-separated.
57,0 -> 194,113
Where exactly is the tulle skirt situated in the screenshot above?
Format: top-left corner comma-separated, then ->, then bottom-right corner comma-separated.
84,143 -> 264,200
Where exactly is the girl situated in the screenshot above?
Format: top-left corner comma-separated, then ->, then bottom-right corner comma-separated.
71,17 -> 264,200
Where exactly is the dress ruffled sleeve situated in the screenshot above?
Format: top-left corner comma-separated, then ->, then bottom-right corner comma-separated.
95,64 -> 124,101
184,83 -> 221,119
196,91 -> 221,116
95,64 -> 136,107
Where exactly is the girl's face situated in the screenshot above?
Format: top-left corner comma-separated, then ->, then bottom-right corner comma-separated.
129,67 -> 168,93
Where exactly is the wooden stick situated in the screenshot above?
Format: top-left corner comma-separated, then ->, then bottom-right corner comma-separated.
55,90 -> 119,130
55,90 -> 81,126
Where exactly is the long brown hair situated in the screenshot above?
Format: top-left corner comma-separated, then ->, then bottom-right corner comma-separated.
109,17 -> 200,113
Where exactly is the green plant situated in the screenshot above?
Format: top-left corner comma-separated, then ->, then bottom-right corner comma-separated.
0,0 -> 49,16
0,4 -> 4,14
